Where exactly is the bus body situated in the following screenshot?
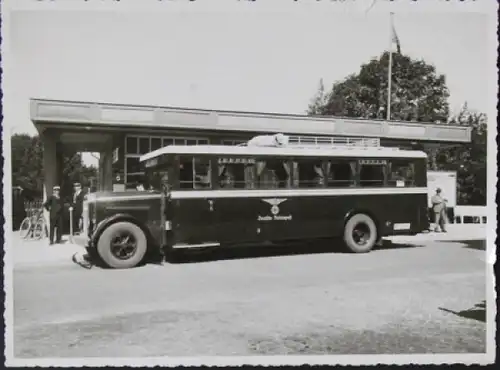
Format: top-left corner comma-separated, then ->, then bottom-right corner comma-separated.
78,135 -> 429,269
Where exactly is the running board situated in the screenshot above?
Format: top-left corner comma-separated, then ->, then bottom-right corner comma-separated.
172,242 -> 221,249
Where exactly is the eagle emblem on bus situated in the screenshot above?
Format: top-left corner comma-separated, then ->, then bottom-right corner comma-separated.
262,198 -> 287,215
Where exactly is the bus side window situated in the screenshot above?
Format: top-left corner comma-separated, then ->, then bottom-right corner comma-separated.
327,160 -> 356,187
218,163 -> 234,189
359,160 -> 386,187
218,157 -> 256,189
258,159 -> 291,189
193,157 -> 211,189
388,160 -> 415,187
295,160 -> 325,188
219,162 -> 245,189
244,161 -> 258,189
179,156 -> 194,189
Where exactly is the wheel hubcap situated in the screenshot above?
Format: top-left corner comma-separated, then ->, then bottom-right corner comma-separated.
352,223 -> 371,246
110,232 -> 137,260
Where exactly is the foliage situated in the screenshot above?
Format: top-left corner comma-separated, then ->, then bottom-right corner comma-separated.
307,78 -> 328,116
307,52 -> 487,206
11,134 -> 44,196
310,51 -> 450,123
434,104 -> 487,205
11,134 -> 97,199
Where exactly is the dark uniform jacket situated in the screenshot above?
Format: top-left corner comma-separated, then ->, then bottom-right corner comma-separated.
72,190 -> 85,216
44,195 -> 63,219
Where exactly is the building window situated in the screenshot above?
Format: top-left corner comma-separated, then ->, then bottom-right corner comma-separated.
222,139 -> 246,146
126,157 -> 141,174
163,138 -> 174,147
151,138 -> 162,151
139,137 -> 150,155
126,137 -> 138,154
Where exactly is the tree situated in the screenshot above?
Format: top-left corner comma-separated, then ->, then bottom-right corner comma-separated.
11,134 -> 44,195
311,51 -> 450,123
11,134 -> 98,199
307,78 -> 328,115
434,104 -> 487,205
307,53 -> 487,206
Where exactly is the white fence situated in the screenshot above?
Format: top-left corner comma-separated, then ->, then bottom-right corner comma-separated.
453,206 -> 488,225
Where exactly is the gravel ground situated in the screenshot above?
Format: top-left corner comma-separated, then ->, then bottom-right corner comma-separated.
12,239 -> 488,358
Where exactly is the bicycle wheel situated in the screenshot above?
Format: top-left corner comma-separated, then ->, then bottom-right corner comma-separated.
19,217 -> 32,239
33,219 -> 46,240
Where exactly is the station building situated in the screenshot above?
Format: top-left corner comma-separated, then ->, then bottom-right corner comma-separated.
30,98 -> 472,198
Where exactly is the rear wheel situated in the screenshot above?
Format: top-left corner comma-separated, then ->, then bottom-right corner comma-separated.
97,222 -> 148,269
19,217 -> 32,239
343,213 -> 377,253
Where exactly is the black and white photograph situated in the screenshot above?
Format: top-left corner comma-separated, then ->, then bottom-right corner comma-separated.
2,0 -> 497,366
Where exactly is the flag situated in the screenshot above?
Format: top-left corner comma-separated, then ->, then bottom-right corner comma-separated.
391,15 -> 401,54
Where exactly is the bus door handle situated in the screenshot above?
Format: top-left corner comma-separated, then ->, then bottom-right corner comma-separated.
208,199 -> 214,212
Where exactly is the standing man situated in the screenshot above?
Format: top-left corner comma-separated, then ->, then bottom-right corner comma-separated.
431,187 -> 448,232
44,185 -> 64,245
72,182 -> 85,234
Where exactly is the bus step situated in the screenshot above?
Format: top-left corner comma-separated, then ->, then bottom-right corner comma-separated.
172,242 -> 221,249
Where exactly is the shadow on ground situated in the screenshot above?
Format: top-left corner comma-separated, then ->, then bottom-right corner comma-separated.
438,300 -> 486,323
76,238 -> 425,269
78,236 -> 481,269
455,239 -> 487,251
162,239 -> 422,265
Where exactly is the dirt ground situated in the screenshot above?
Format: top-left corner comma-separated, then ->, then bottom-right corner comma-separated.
12,239 -> 488,358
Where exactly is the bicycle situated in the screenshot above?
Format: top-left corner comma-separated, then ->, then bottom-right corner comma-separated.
19,208 -> 47,240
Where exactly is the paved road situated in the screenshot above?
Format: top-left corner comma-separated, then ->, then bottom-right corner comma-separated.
13,239 -> 487,357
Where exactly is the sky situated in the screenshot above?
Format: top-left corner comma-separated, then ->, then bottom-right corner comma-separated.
4,6 -> 494,166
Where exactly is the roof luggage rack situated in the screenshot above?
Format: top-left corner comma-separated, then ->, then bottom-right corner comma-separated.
287,135 -> 385,149
241,134 -> 400,151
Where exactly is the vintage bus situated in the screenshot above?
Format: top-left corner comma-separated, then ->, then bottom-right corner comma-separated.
79,134 -> 429,269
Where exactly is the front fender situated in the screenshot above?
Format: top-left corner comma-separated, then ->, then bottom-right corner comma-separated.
90,213 -> 150,247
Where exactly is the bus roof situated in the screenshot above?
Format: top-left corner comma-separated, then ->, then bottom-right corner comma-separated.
140,144 -> 428,162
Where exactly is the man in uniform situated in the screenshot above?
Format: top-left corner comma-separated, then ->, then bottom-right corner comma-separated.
72,182 -> 85,234
44,185 -> 64,245
431,187 -> 448,232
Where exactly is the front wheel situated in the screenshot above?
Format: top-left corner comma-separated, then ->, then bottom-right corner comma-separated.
343,213 -> 378,253
97,222 -> 148,269
19,217 -> 32,239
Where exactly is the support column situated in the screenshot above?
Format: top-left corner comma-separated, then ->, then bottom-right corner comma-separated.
99,140 -> 114,191
56,142 -> 64,190
42,130 -> 62,201
42,130 -> 62,230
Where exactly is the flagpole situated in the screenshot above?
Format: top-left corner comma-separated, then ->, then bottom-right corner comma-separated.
386,12 -> 394,121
